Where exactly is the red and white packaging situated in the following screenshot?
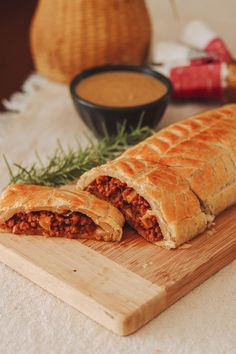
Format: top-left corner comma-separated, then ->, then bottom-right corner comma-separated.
182,20 -> 233,63
155,62 -> 228,100
152,41 -> 214,66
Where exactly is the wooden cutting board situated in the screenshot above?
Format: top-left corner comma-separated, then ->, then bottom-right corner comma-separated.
0,205 -> 235,336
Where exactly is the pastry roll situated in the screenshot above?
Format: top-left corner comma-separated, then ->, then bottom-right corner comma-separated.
77,104 -> 236,247
0,184 -> 124,241
77,158 -> 209,248
122,104 -> 236,215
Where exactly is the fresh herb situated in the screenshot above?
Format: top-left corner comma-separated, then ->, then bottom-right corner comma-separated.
3,122 -> 153,187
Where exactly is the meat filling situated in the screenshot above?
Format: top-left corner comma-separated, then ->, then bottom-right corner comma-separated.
1,210 -> 97,239
86,176 -> 163,242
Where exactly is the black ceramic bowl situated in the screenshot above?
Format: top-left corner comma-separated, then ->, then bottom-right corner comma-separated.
70,65 -> 172,137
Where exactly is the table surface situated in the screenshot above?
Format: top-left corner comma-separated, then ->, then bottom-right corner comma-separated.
0,74 -> 235,354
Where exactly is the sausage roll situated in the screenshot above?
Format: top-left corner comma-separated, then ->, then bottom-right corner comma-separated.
77,158 -> 209,248
122,104 -> 236,215
77,104 -> 236,248
0,184 -> 124,241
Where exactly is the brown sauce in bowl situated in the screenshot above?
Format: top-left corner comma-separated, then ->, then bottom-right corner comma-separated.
76,71 -> 167,107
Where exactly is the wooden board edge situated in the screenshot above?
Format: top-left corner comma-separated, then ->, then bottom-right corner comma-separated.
0,240 -> 166,336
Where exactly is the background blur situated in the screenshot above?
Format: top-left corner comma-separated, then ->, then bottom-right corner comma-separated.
147,0 -> 236,52
0,0 -> 235,111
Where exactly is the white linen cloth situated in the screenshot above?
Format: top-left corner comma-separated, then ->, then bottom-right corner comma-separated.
0,74 -> 235,354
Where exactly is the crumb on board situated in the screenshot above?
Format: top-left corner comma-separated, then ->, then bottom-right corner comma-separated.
178,243 -> 192,249
207,228 -> 216,236
142,260 -> 154,268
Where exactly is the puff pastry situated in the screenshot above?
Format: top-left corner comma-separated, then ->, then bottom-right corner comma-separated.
122,104 -> 236,215
0,184 -> 124,241
77,104 -> 236,247
77,158 -> 209,248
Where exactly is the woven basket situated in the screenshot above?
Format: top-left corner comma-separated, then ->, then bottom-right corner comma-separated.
30,0 -> 151,83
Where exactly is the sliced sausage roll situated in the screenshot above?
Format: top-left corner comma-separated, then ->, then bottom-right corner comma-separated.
0,184 -> 124,241
77,158 -> 209,248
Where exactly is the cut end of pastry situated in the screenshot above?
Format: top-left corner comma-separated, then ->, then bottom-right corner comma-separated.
1,209 -> 105,241
77,158 -> 209,248
0,184 -> 124,242
86,176 -> 164,244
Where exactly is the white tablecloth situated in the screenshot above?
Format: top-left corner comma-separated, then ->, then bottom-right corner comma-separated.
0,75 -> 235,354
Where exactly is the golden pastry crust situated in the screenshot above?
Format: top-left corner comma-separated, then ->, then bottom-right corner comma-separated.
77,158 -> 209,248
122,104 -> 236,214
0,184 -> 124,241
123,104 -> 236,161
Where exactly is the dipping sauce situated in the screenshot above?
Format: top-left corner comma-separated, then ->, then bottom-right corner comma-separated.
76,71 -> 167,107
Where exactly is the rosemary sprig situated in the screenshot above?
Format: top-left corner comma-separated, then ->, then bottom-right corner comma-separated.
3,122 -> 153,187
